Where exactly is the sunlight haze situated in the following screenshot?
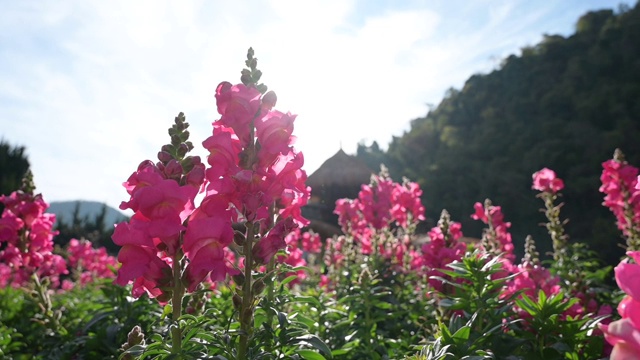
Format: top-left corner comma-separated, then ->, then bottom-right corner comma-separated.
0,0 -> 623,213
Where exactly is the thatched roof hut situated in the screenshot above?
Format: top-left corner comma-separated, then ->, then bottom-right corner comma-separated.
302,150 -> 374,238
307,149 -> 374,203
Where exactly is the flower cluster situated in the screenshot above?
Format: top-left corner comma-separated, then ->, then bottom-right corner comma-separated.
113,68 -> 307,303
416,210 -> 466,291
65,238 -> 118,286
112,114 -> 207,302
277,228 -> 323,284
600,149 -> 640,249
600,251 -> 640,359
334,171 -> 425,254
194,81 -> 308,281
0,175 -> 67,288
532,167 -> 564,193
471,199 -> 515,263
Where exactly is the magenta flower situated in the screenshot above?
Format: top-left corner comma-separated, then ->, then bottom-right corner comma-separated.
600,156 -> 640,242
66,238 -> 118,285
114,73 -> 309,303
471,201 -> 515,262
600,251 -> 640,358
532,167 -> 564,193
215,81 -> 263,146
0,189 -> 68,288
255,110 -> 296,155
183,214 -> 234,291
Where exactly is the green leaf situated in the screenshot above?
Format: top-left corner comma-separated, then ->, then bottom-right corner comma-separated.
297,334 -> 333,358
451,326 -> 471,342
280,275 -> 300,287
294,295 -> 323,308
297,349 -> 326,360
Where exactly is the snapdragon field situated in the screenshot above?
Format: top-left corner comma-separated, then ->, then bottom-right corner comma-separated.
2,49 -> 640,360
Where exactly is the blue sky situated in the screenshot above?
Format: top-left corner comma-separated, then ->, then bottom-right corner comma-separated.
0,0 -> 624,214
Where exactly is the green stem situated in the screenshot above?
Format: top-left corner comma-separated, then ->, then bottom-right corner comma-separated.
171,251 -> 185,354
31,273 -> 67,336
238,221 -> 255,359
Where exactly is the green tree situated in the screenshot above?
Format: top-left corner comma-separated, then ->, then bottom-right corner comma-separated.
0,140 -> 30,197
358,3 -> 640,266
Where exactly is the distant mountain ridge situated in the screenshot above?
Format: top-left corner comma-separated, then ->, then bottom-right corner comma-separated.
48,200 -> 128,229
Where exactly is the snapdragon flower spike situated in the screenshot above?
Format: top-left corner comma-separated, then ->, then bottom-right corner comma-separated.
600,251 -> 640,359
334,170 -> 425,250
471,199 -> 515,263
113,113 -> 205,302
418,210 -> 466,292
0,172 -> 68,288
532,168 -> 570,263
193,79 -> 308,281
600,149 -> 640,250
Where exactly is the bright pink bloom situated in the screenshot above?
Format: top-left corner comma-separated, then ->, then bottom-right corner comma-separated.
532,168 -> 564,193
183,214 -> 234,291
301,231 -> 322,254
420,221 -> 466,291
0,190 -> 68,288
215,82 -> 262,145
471,201 -> 515,262
255,110 -> 296,155
600,251 -> 640,358
66,239 -> 118,284
600,158 -> 640,238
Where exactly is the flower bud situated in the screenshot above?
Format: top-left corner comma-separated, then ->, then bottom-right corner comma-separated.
232,293 -> 243,311
234,231 -> 246,246
232,273 -> 245,287
241,73 -> 252,86
164,159 -> 183,178
261,90 -> 277,110
177,143 -> 189,158
161,144 -> 174,154
127,325 -> 145,347
158,150 -> 173,163
185,164 -> 205,187
252,278 -> 266,295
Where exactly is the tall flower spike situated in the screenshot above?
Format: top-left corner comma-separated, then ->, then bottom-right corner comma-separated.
521,235 -> 540,265
532,168 -> 569,264
600,148 -> 640,251
113,113 -> 204,302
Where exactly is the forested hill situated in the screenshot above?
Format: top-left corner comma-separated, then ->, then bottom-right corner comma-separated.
356,3 -> 640,265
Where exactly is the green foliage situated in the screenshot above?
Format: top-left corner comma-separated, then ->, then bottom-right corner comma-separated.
428,251 -> 522,358
0,281 -> 161,359
513,291 -> 607,359
415,251 -> 610,360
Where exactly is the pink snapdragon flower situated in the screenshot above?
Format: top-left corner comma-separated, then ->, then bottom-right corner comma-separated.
67,238 -> 118,285
114,74 -> 308,301
471,200 -> 515,262
334,173 -> 425,252
600,153 -> 640,240
0,188 -> 68,288
113,130 -> 206,301
600,251 -> 640,359
532,168 -> 564,193
419,219 -> 466,292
